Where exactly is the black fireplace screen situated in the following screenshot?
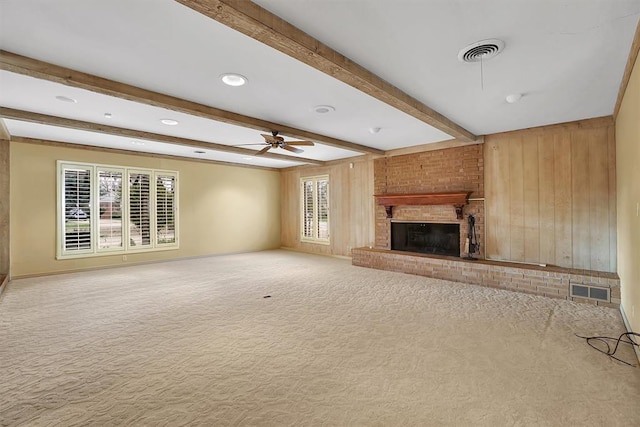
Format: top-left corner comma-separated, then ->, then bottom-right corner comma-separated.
391,222 -> 460,257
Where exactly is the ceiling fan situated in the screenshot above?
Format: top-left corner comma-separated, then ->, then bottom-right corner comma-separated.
237,131 -> 314,155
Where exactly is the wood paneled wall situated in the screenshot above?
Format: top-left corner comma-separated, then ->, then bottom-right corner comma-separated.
280,157 -> 375,257
0,127 -> 9,276
485,117 -> 616,272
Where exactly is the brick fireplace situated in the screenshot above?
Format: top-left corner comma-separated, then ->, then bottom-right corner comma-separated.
353,143 -> 620,307
373,144 -> 485,258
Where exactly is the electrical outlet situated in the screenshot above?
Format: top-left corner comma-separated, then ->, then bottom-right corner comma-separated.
122,255 -> 127,261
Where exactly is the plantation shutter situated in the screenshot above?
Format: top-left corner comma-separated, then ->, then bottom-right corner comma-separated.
97,169 -> 124,250
62,165 -> 93,253
57,162 -> 179,259
302,179 -> 314,239
129,172 -> 152,248
301,176 -> 329,243
317,178 -> 329,240
156,173 -> 176,245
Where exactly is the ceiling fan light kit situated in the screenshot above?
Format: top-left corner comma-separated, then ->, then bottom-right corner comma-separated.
234,131 -> 315,156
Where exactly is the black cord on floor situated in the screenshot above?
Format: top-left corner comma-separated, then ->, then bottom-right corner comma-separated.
575,332 -> 640,367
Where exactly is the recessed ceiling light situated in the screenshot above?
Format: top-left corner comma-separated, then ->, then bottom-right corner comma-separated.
194,150 -> 206,154
220,73 -> 248,87
369,127 -> 381,134
160,119 -> 179,126
506,93 -> 523,104
312,105 -> 335,114
55,95 -> 77,103
242,157 -> 253,160
131,141 -> 145,146
104,113 -> 112,119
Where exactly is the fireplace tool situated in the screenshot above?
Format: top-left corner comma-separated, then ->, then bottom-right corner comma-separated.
465,214 -> 479,260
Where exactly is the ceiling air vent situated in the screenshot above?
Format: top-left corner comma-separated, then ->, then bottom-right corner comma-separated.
458,39 -> 505,63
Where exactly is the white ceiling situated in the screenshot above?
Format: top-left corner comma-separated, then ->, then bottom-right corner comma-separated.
1,0 -> 639,168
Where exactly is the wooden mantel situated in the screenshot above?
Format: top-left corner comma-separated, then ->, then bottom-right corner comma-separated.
375,191 -> 472,220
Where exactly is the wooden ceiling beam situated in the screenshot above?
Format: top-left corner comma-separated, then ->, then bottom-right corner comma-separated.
176,0 -> 477,142
13,136 -> 280,171
613,17 -> 640,120
0,50 -> 381,155
0,107 -> 324,165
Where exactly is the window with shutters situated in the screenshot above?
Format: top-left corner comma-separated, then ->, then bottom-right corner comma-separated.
98,169 -> 123,251
57,161 -> 179,259
156,174 -> 176,245
128,171 -> 152,249
61,164 -> 93,255
300,175 -> 329,244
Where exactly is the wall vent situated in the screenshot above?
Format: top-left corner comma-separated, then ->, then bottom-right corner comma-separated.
570,283 -> 610,302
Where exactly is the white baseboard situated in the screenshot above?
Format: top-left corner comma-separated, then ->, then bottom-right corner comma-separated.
619,305 -> 640,366
9,248 -> 278,280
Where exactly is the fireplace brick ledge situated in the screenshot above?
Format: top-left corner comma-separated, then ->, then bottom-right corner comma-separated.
375,191 -> 472,219
352,247 -> 620,308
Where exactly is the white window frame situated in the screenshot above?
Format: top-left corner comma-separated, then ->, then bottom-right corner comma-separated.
58,162 -> 95,257
127,169 -> 154,251
97,166 -> 126,253
57,161 -> 179,259
153,171 -> 178,248
300,175 -> 330,244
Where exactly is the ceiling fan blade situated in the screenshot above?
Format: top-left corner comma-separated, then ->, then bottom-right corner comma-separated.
281,145 -> 303,154
255,145 -> 272,155
286,140 -> 314,146
234,143 -> 268,147
261,134 -> 279,143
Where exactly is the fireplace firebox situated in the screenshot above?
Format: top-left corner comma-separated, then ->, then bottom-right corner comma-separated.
391,222 -> 460,257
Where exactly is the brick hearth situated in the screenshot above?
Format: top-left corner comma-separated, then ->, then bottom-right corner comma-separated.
352,247 -> 620,308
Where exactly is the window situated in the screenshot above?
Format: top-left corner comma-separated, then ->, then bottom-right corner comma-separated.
301,175 -> 329,243
98,169 -> 123,250
62,165 -> 93,253
155,174 -> 176,245
57,161 -> 178,259
128,171 -> 152,249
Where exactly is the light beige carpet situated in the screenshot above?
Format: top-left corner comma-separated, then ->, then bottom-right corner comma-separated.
1,250 -> 639,426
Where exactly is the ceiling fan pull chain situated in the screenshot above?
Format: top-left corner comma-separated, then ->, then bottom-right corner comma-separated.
480,55 -> 484,91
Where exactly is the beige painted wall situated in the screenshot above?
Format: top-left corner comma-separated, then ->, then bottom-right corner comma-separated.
280,156 -> 375,257
616,52 -> 640,334
10,142 -> 281,277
